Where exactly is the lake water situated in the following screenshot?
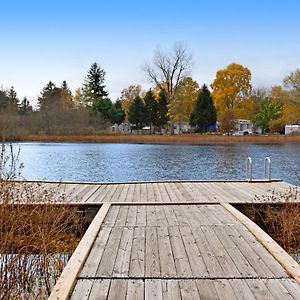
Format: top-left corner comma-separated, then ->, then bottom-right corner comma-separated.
10,142 -> 300,185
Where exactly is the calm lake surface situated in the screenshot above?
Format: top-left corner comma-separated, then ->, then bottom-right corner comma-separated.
12,142 -> 300,185
10,143 -> 300,185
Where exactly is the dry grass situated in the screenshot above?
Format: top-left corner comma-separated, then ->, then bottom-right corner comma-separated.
16,133 -> 300,144
237,186 -> 300,255
0,145 -> 83,299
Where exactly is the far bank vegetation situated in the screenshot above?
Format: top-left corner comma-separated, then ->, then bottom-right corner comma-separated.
1,44 -> 300,140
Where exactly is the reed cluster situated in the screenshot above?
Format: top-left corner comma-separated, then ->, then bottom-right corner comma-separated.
0,145 -> 83,299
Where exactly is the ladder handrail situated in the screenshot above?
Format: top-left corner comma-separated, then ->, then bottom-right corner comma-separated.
264,157 -> 271,181
246,157 -> 252,182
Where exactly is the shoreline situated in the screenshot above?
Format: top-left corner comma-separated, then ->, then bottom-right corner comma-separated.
8,134 -> 300,144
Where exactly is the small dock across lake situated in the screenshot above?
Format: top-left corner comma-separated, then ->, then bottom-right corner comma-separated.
40,180 -> 300,299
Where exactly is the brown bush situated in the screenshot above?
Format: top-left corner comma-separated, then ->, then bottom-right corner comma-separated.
237,187 -> 300,255
0,145 -> 83,299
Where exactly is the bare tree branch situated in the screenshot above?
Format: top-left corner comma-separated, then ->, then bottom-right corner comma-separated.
143,42 -> 192,100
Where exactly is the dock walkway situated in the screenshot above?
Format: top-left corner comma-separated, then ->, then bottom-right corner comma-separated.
44,180 -> 300,299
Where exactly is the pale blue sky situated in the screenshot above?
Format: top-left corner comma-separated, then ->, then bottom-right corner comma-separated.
1,0 -> 299,105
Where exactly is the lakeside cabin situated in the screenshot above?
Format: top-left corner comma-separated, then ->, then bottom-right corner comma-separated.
285,124 -> 300,134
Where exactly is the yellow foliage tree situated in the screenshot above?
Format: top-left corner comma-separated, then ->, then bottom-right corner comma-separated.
269,85 -> 300,124
211,63 -> 252,120
169,77 -> 200,123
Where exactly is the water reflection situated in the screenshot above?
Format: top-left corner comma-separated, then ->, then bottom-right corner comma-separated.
14,142 -> 300,185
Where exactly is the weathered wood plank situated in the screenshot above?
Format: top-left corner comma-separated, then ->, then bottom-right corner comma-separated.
126,280 -> 144,300
146,226 -> 161,277
191,226 -> 224,277
179,280 -> 200,300
80,226 -> 112,277
107,279 -> 128,300
222,203 -> 300,282
70,280 -> 92,299
179,226 -> 208,277
113,227 -> 134,277
196,279 -> 219,300
145,279 -> 163,300
213,225 -> 258,277
129,227 -> 146,277
96,227 -> 123,277
157,227 -> 177,277
213,279 -> 238,300
168,226 -> 193,277
49,203 -> 111,300
161,280 -> 181,300
201,226 -> 240,277
88,279 -> 111,300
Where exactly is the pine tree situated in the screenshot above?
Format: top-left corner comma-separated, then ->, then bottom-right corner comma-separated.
190,84 -> 217,132
0,89 -> 10,110
144,90 -> 159,128
91,97 -> 114,121
82,63 -> 108,106
61,80 -> 72,95
128,96 -> 147,130
112,100 -> 126,125
157,89 -> 169,127
8,86 -> 19,108
38,81 -> 56,109
19,97 -> 32,114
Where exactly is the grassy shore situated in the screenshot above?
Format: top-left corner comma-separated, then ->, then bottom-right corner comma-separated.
12,133 -> 300,144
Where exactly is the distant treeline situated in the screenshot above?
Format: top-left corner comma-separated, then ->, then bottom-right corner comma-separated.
1,44 -> 300,139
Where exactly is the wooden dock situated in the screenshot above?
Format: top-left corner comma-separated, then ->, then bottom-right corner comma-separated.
42,180 -> 300,299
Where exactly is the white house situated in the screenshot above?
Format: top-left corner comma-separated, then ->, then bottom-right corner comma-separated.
285,124 -> 300,134
234,119 -> 262,135
173,122 -> 193,134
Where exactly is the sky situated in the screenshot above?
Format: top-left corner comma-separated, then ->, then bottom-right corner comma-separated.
1,0 -> 300,106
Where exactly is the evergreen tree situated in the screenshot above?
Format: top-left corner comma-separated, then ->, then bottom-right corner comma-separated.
82,63 -> 108,105
38,81 -> 56,109
61,80 -> 72,95
157,89 -> 169,127
7,86 -> 19,108
19,97 -> 33,114
144,90 -> 159,128
112,100 -> 126,125
91,97 -> 114,122
38,81 -> 73,110
190,84 -> 217,132
0,89 -> 10,110
128,96 -> 147,130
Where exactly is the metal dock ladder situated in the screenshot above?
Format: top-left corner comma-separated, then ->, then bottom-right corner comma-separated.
246,156 -> 272,181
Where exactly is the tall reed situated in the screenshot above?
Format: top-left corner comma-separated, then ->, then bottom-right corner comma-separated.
0,144 -> 83,299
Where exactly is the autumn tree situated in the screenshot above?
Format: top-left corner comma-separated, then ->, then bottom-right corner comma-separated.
190,85 -> 217,132
211,63 -> 252,120
284,69 -> 300,90
144,43 -> 192,132
254,98 -> 282,132
119,85 -> 144,120
283,69 -> 300,123
169,77 -> 199,123
128,96 -> 147,131
38,81 -> 73,110
82,62 -> 108,106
